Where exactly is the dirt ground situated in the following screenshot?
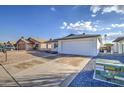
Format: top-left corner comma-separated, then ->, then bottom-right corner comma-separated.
0,50 -> 91,87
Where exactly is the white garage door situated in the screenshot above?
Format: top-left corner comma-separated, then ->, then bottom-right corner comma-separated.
60,40 -> 97,56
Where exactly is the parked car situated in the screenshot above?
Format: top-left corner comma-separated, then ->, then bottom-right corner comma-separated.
0,46 -> 15,52
0,46 -> 3,52
5,46 -> 15,51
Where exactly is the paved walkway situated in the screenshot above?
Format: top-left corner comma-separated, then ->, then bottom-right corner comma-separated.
69,54 -> 124,87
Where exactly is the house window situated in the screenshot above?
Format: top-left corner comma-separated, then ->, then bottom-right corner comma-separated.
54,43 -> 58,48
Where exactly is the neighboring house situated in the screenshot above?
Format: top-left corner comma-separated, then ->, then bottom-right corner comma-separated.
100,43 -> 113,53
32,38 -> 49,50
16,37 -> 32,50
0,41 -> 16,51
16,37 -> 46,50
112,37 -> 124,54
46,34 -> 102,56
45,39 -> 58,51
27,37 -> 46,50
40,43 -> 51,50
6,41 -> 16,47
5,41 -> 16,50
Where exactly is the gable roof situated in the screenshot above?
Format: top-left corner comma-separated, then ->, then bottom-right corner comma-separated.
113,37 -> 124,42
16,38 -> 30,44
28,37 -> 46,43
16,37 -> 47,45
56,34 -> 101,40
28,37 -> 40,43
45,34 -> 102,43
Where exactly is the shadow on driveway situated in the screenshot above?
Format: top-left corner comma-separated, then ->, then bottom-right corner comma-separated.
27,51 -> 89,60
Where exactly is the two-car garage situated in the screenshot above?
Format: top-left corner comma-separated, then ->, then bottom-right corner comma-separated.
58,37 -> 101,56
49,34 -> 102,57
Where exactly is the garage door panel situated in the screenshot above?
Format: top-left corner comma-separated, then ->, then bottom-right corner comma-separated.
60,40 -> 96,56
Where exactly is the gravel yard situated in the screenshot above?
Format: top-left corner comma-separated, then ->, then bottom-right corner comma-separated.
0,50 -> 91,87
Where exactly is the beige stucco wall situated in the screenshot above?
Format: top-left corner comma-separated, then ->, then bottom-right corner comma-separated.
50,42 -> 58,52
39,43 -> 52,50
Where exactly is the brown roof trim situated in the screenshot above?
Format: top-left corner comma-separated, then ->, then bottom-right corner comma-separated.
16,39 -> 30,44
28,37 -> 41,43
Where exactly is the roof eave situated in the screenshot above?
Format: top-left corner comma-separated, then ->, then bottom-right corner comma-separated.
56,35 -> 101,41
45,35 -> 101,43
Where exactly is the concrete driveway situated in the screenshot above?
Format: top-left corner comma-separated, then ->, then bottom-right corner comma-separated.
0,51 -> 91,87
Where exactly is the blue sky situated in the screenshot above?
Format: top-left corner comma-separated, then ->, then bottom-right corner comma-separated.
0,5 -> 124,42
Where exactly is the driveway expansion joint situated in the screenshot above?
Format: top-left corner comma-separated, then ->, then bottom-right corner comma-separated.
0,64 -> 21,87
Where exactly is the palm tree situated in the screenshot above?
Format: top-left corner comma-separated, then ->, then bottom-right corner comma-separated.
21,36 -> 24,39
104,34 -> 107,44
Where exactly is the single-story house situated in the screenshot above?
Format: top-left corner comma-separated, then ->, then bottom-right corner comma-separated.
6,41 -> 16,47
112,37 -> 124,54
100,43 -> 113,53
16,37 -> 32,50
45,39 -> 58,52
0,41 -> 16,51
46,34 -> 102,56
16,37 -> 46,50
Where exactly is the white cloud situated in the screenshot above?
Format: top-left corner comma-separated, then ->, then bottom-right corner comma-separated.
105,27 -> 111,30
60,22 -> 68,29
91,14 -> 96,17
90,5 -> 124,17
93,27 -> 112,32
90,6 -> 101,14
63,22 -> 67,27
102,6 -> 124,14
60,21 -> 97,32
105,31 -> 123,41
60,20 -> 112,32
50,7 -> 56,12
107,31 -> 122,36
111,23 -> 124,28
60,26 -> 65,29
